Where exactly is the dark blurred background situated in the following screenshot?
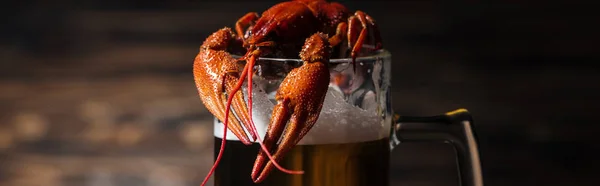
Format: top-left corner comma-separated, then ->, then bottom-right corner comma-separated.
1,1 -> 598,186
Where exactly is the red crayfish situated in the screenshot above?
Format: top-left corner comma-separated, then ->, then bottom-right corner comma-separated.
193,0 -> 382,184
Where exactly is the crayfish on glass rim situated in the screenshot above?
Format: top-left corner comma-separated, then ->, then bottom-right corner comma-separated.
192,0 -> 382,185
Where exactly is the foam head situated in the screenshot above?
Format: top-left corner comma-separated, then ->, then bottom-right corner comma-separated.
214,82 -> 389,145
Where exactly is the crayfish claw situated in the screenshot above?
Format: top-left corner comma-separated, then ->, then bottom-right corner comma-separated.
252,33 -> 331,183
251,98 -> 292,181
193,27 -> 256,144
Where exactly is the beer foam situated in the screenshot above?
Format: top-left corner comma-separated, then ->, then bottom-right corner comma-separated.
214,84 -> 390,145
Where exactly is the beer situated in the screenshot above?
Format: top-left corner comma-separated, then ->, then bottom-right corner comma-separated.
209,82 -> 392,185
212,137 -> 390,186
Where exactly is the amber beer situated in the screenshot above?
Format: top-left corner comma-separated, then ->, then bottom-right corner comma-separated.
212,136 -> 390,186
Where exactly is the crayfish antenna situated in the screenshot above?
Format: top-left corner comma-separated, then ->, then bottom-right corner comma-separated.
200,45 -> 253,186
200,85 -> 238,186
231,64 -> 259,142
200,55 -> 303,186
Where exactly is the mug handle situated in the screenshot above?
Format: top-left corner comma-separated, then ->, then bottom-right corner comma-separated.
391,108 -> 484,186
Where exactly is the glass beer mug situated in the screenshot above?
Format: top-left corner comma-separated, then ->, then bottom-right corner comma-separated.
212,50 -> 483,186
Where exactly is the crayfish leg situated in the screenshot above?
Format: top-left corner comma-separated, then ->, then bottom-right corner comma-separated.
235,12 -> 260,41
328,22 -> 349,48
347,10 -> 382,72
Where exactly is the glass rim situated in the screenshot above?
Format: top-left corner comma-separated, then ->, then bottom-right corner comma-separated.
231,49 -> 390,64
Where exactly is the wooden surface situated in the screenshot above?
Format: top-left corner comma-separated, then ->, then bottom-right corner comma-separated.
1,1 -> 598,186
